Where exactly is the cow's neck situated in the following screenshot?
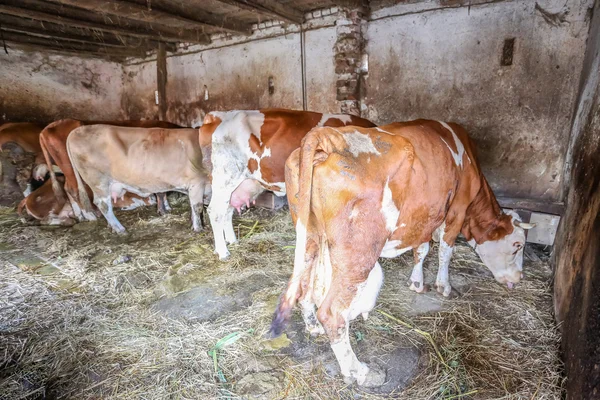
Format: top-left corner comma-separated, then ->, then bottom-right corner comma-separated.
462,176 -> 509,244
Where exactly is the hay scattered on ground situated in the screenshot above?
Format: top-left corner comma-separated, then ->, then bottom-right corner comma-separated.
0,198 -> 562,399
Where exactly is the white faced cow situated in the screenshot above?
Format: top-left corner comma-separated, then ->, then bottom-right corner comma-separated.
271,120 -> 535,386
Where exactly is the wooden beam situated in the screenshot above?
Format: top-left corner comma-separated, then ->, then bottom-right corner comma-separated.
216,0 -> 304,24
157,42 -> 167,121
497,196 -> 565,215
46,0 -> 251,35
0,4 -> 210,44
0,14 -> 176,51
1,30 -> 145,58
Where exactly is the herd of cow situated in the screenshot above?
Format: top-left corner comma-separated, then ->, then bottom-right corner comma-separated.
1,109 -> 535,387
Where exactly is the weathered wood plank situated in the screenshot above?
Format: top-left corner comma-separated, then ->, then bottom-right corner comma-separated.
216,0 -> 304,24
1,30 -> 146,58
497,196 -> 565,215
157,42 -> 167,121
46,0 -> 250,35
0,4 -> 210,44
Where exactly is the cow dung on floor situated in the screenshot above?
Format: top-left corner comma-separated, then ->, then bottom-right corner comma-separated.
0,197 -> 561,399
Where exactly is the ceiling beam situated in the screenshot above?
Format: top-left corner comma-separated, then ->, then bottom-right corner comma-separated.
0,30 -> 147,58
0,4 -> 211,44
46,0 -> 252,35
216,0 -> 304,24
0,14 -> 176,51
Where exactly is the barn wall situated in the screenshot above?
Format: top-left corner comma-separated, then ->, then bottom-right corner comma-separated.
120,13 -> 340,127
553,0 -> 600,396
164,33 -> 303,127
364,0 -> 593,203
0,48 -> 125,124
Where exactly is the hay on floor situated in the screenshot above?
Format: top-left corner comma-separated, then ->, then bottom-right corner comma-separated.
0,198 -> 562,399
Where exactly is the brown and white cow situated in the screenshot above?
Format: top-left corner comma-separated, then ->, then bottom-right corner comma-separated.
0,122 -> 46,195
18,175 -> 157,226
67,126 -> 208,233
199,108 -> 375,259
37,119 -> 179,221
271,120 -> 535,386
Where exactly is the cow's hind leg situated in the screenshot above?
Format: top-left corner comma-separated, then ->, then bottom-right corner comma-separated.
94,194 -> 126,234
409,242 -> 430,293
318,262 -> 385,387
224,209 -> 236,244
156,193 -> 171,215
189,185 -> 206,232
299,238 -> 324,336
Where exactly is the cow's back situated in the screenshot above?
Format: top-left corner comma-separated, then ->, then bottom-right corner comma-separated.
0,122 -> 44,153
69,125 -> 204,192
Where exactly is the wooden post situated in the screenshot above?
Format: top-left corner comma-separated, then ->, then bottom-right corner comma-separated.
157,43 -> 167,121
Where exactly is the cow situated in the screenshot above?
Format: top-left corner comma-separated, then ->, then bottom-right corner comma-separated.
0,122 -> 46,195
36,119 -> 179,221
18,175 -> 156,226
67,126 -> 208,233
198,108 -> 375,260
270,120 -> 535,386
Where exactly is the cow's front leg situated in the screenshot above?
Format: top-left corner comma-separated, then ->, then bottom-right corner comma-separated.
409,242 -> 430,293
95,195 -> 126,234
436,239 -> 454,297
208,199 -> 232,260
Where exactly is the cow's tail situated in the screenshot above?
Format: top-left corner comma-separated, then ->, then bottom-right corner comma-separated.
270,130 -> 323,338
66,130 -> 94,219
39,129 -> 65,202
17,197 -> 28,217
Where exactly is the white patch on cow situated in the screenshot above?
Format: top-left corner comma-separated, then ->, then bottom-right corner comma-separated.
262,147 -> 272,158
375,127 -> 393,135
313,237 -> 333,308
331,334 -> 370,385
409,242 -> 430,293
207,110 -> 266,258
400,223 -> 406,228
349,207 -> 359,220
380,179 -> 399,233
472,210 -> 526,286
435,223 -> 453,297
284,220 -> 309,303
119,196 -> 152,211
343,130 -> 381,157
347,262 -> 384,321
23,183 -> 32,197
438,121 -> 465,168
317,113 -> 353,127
380,239 -> 411,258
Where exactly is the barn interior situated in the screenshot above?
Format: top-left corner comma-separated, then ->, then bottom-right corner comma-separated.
0,0 -> 599,399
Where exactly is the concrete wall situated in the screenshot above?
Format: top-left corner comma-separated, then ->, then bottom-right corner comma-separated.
553,0 -> 600,396
0,48 -> 124,124
120,13 -> 340,127
363,0 -> 593,203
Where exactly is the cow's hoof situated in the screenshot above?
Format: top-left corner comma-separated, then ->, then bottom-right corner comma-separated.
435,282 -> 452,297
409,280 -> 425,293
216,251 -> 230,261
359,365 -> 386,388
306,323 -> 325,336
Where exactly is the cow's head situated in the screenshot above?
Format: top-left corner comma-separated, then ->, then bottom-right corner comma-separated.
469,210 -> 535,288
